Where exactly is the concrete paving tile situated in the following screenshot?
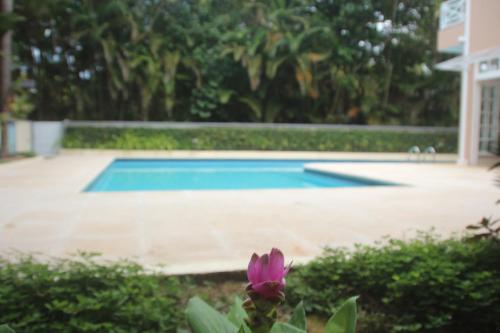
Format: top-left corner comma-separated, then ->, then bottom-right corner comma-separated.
0,150 -> 499,273
1,222 -> 63,242
0,238 -> 61,255
70,220 -> 140,237
62,235 -> 143,259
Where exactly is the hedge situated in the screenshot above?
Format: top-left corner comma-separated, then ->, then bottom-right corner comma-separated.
1,238 -> 498,332
286,237 -> 500,333
0,254 -> 183,333
62,127 -> 458,152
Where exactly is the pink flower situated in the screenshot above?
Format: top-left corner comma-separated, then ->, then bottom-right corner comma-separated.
247,248 -> 291,300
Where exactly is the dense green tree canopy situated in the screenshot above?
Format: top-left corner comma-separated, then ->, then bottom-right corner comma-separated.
9,0 -> 459,125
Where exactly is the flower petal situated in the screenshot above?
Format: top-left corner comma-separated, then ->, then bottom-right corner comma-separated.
268,248 -> 285,280
247,253 -> 260,284
259,254 -> 270,282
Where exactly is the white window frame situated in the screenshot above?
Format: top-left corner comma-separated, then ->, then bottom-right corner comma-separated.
440,0 -> 465,30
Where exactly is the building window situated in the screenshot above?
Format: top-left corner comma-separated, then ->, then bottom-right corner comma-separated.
439,0 -> 465,30
480,86 -> 499,154
491,58 -> 499,71
480,61 -> 489,73
478,58 -> 500,74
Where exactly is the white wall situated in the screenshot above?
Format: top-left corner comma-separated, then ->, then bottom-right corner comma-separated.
14,120 -> 32,152
32,121 -> 64,156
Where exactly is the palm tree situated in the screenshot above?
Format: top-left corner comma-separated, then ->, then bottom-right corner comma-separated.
220,0 -> 330,121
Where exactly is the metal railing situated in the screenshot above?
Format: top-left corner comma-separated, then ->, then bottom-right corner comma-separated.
439,0 -> 465,30
408,146 -> 437,162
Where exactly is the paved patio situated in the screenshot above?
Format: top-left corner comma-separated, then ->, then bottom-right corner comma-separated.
0,150 -> 498,274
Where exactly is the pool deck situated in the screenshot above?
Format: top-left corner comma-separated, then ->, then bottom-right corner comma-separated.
0,150 -> 499,274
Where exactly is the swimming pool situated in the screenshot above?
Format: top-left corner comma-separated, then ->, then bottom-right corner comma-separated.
85,159 -> 391,192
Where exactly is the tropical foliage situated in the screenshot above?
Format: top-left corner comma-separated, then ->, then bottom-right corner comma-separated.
186,247 -> 358,333
9,0 -> 459,125
185,296 -> 358,333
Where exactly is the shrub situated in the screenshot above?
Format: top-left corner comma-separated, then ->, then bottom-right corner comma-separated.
0,254 -> 183,333
287,236 -> 500,333
62,127 -> 458,153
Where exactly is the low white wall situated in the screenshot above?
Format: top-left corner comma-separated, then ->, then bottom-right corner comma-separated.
14,120 -> 33,152
32,121 -> 64,156
66,120 -> 458,134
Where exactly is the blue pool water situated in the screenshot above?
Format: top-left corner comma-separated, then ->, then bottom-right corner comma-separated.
86,159 -> 390,192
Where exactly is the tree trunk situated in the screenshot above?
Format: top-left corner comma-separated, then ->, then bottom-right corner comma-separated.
1,0 -> 13,158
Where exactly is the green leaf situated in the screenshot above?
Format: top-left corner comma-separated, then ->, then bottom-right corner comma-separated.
265,56 -> 288,79
227,297 -> 248,327
186,297 -> 238,333
324,297 -> 358,333
239,96 -> 262,119
0,325 -> 15,333
270,322 -> 307,333
289,301 -> 307,330
0,12 -> 25,34
218,90 -> 233,104
306,52 -> 330,63
237,324 -> 252,333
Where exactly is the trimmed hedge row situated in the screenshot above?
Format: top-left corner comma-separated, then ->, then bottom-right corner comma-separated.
286,237 -> 500,333
62,127 -> 458,152
1,238 -> 498,333
0,255 -> 183,333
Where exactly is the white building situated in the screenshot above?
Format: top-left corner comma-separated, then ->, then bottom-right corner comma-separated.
436,0 -> 500,165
